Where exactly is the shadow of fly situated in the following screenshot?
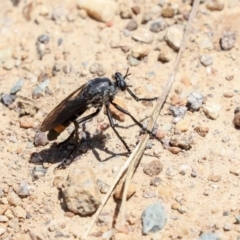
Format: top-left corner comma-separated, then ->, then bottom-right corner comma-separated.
40,68 -> 159,169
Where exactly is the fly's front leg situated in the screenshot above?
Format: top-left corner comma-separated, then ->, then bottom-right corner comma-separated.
127,87 -> 158,102
111,102 -> 162,142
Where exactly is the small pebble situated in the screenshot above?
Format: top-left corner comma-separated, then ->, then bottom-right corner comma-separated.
198,232 -> 219,240
170,136 -> 192,150
187,92 -> 204,111
235,215 -> 240,224
233,112 -> 240,127
141,12 -> 152,24
120,6 -> 132,19
223,92 -> 233,98
12,205 -> 26,219
126,19 -> 138,31
89,62 -> 106,76
142,201 -> 167,234
77,0 -> 117,23
131,6 -> 140,15
16,181 -> 30,197
234,107 -> 240,114
1,93 -> 17,106
143,160 -> 163,177
127,55 -> 140,66
165,25 -> 184,51
32,166 -> 47,180
168,146 -> 181,154
229,168 -> 240,176
131,46 -> 149,60
34,131 -> 49,146
37,34 -> 50,44
3,59 -> 14,70
207,174 -> 221,182
225,75 -> 234,81
196,34 -> 214,50
7,191 -> 22,206
175,119 -> 189,132
223,222 -> 231,231
132,30 -> 154,44
161,4 -> 175,18
200,54 -> 213,66
158,47 -> 173,63
220,31 -> 236,50
0,216 -> 8,223
203,102 -> 221,120
169,106 -> 187,118
39,5 -> 49,16
19,116 -> 34,129
194,125 -> 209,137
142,191 -> 157,198
63,64 -> 72,74
97,180 -> 109,194
0,227 -> 6,236
149,18 -> 166,33
32,79 -> 50,99
150,177 -> 161,187
10,79 -> 24,94
206,0 -> 224,11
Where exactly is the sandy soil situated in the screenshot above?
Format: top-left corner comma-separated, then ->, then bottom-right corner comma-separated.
0,0 -> 240,239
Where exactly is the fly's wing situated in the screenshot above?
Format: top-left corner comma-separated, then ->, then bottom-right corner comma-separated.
40,84 -> 89,132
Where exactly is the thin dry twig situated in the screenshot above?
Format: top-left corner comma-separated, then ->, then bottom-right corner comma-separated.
83,0 -> 200,238
118,0 -> 200,222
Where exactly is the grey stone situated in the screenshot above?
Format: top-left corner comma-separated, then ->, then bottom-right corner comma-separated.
169,106 -> 187,118
200,55 -> 213,66
1,93 -> 17,106
32,166 -> 47,180
10,78 -> 24,94
37,34 -> 50,44
220,31 -> 236,50
16,181 -> 30,197
127,55 -> 140,66
198,232 -> 220,240
126,19 -> 138,31
32,79 -> 50,99
142,201 -> 167,234
150,18 -> 166,33
187,92 -> 204,111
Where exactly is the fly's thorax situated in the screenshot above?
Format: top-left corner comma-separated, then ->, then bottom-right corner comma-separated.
84,77 -> 116,104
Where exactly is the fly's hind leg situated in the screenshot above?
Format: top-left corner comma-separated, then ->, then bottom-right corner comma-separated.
55,108 -> 101,170
56,120 -> 80,169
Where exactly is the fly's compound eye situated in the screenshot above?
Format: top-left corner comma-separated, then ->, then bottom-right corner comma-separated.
115,72 -> 127,91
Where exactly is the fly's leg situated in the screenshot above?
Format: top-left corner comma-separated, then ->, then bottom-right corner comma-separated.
55,108 -> 101,169
111,102 -> 162,142
127,87 -> 158,102
105,103 -> 131,153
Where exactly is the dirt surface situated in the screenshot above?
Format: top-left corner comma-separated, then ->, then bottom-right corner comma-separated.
0,0 -> 240,239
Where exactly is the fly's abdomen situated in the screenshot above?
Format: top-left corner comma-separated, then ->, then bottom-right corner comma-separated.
47,121 -> 71,140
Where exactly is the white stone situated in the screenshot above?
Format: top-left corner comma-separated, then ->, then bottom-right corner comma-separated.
203,102 -> 221,120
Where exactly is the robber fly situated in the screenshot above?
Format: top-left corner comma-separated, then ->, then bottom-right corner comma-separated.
40,68 -> 159,168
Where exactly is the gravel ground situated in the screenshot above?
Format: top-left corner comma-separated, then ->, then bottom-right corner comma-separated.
0,0 -> 240,239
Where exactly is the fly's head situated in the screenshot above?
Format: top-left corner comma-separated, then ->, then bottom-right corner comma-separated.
113,68 -> 131,92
